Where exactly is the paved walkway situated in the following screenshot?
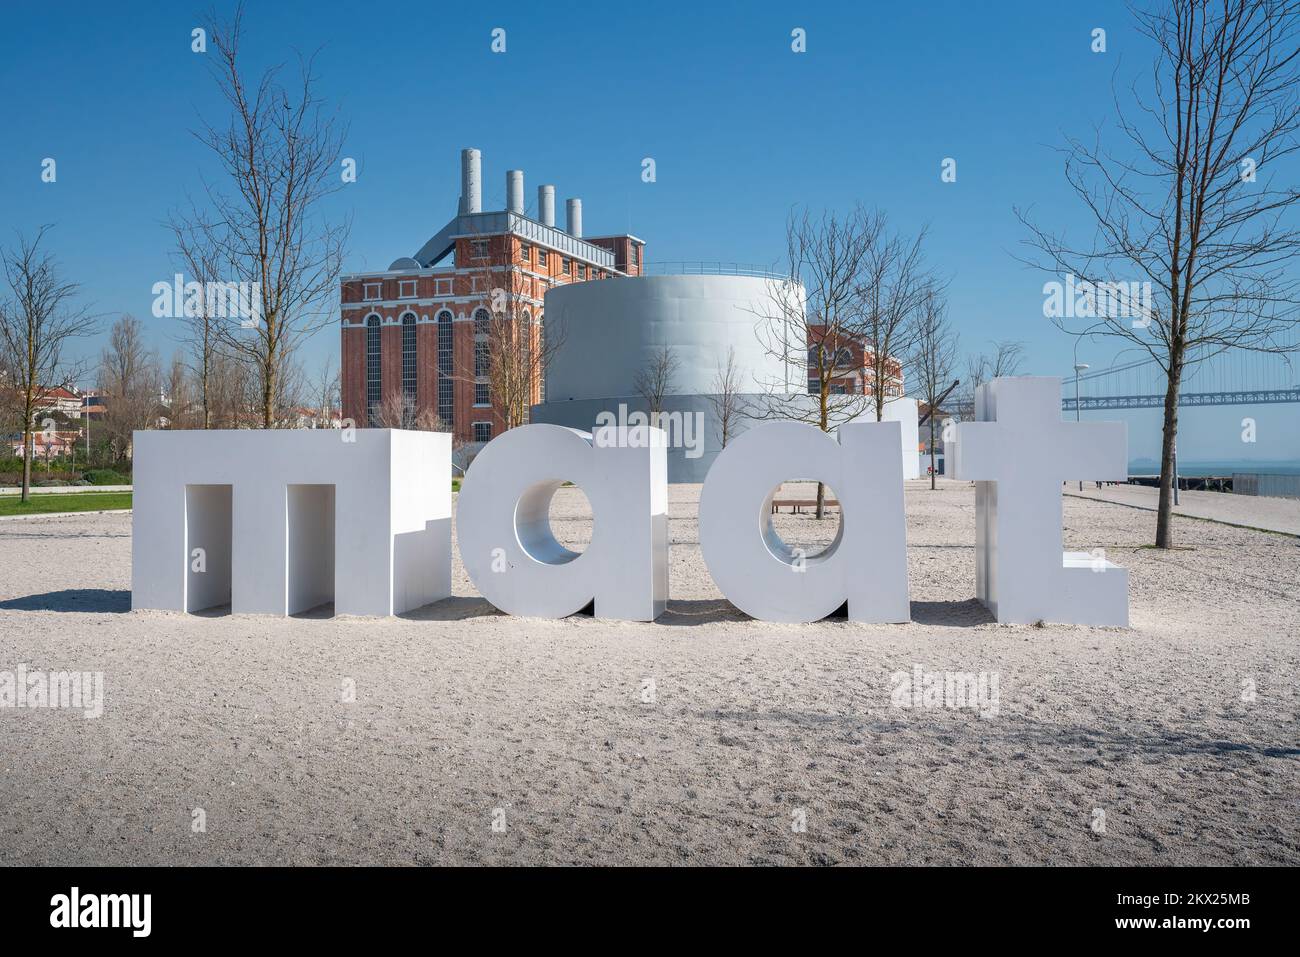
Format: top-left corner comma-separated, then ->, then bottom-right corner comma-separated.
1067,483 -> 1300,536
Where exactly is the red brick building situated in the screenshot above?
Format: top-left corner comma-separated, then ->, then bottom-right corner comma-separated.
807,324 -> 905,400
340,149 -> 645,450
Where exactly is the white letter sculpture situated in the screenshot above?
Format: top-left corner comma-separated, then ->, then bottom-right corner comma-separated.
132,429 -> 451,617
699,421 -> 910,623
456,424 -> 668,620
951,376 -> 1128,626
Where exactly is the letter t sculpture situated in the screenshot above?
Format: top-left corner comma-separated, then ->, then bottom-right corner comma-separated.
952,377 -> 1129,626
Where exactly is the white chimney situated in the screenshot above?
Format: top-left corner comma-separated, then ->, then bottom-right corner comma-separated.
506,169 -> 524,215
566,198 -> 583,238
459,148 -> 482,215
538,185 -> 555,227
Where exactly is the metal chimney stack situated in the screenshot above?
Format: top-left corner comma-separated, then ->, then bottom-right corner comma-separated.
506,169 -> 524,215
566,198 -> 583,238
459,148 -> 482,215
538,185 -> 555,227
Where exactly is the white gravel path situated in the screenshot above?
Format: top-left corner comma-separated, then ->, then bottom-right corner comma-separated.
1,480 -> 1296,865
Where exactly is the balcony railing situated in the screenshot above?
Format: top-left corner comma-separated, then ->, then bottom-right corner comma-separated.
639,261 -> 792,280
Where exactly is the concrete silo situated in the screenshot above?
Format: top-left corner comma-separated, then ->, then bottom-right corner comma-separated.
531,274 -> 802,481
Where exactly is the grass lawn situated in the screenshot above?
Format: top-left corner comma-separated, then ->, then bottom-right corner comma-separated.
0,491 -> 132,517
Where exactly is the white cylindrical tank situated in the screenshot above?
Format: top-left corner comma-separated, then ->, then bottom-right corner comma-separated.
541,275 -> 803,401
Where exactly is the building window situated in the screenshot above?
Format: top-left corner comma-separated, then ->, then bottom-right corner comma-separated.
363,282 -> 381,301
398,279 -> 417,299
474,382 -> 489,406
474,308 -> 490,337
520,243 -> 531,262
538,249 -> 548,267
366,315 -> 382,424
437,310 -> 453,424
401,312 -> 417,399
634,244 -> 642,269
561,257 -> 571,276
436,278 -> 452,296
475,340 -> 489,378
473,421 -> 492,443
808,379 -> 820,395
578,263 -> 587,280
438,378 -> 454,425
470,239 -> 489,259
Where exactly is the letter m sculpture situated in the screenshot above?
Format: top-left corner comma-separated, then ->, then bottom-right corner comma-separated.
131,429 -> 451,617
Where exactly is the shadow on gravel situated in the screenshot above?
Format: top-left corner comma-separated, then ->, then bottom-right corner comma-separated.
398,596 -> 505,621
0,588 -> 130,613
909,599 -> 996,626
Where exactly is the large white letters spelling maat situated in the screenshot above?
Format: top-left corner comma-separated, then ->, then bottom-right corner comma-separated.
131,429 -> 451,617
699,420 -> 911,623
456,424 -> 669,620
951,376 -> 1129,626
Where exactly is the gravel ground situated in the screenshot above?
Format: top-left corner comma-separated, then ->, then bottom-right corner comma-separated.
1,479 -> 1297,865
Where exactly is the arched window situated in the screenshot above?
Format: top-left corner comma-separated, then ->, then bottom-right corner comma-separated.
474,307 -> 490,337
436,311 -> 454,424
521,309 -> 534,414
401,312 -> 417,400
365,314 -> 382,425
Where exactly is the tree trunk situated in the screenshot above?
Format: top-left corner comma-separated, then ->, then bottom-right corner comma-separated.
20,427 -> 33,503
262,358 -> 275,429
1155,358 -> 1183,548
815,481 -> 826,520
929,416 -> 936,490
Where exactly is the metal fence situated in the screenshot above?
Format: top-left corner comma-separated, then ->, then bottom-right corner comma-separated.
1232,472 -> 1300,499
639,261 -> 791,280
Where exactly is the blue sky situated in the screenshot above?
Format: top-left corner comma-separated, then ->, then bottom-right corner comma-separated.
2,0 -> 1297,464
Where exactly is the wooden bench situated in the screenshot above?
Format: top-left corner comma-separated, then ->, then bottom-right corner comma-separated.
771,499 -> 840,514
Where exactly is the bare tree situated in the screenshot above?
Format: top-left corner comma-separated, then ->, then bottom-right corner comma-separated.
312,355 -> 339,428
371,390 -> 450,431
169,230 -> 223,429
1020,0 -> 1300,548
859,220 -> 932,419
707,346 -> 747,449
0,227 -> 97,501
99,315 -> 162,463
965,339 -> 1026,399
173,3 -> 349,429
462,234 -> 567,434
207,350 -> 259,428
164,352 -> 192,429
913,288 -> 960,489
633,344 -> 680,425
754,207 -> 877,437
753,206 -> 928,517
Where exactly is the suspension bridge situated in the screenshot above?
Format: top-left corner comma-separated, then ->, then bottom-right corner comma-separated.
1061,346 -> 1300,412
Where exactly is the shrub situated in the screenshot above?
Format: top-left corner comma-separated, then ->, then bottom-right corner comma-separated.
82,469 -> 130,486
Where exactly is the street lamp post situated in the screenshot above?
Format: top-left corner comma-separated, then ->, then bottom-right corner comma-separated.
1073,360 -> 1089,492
